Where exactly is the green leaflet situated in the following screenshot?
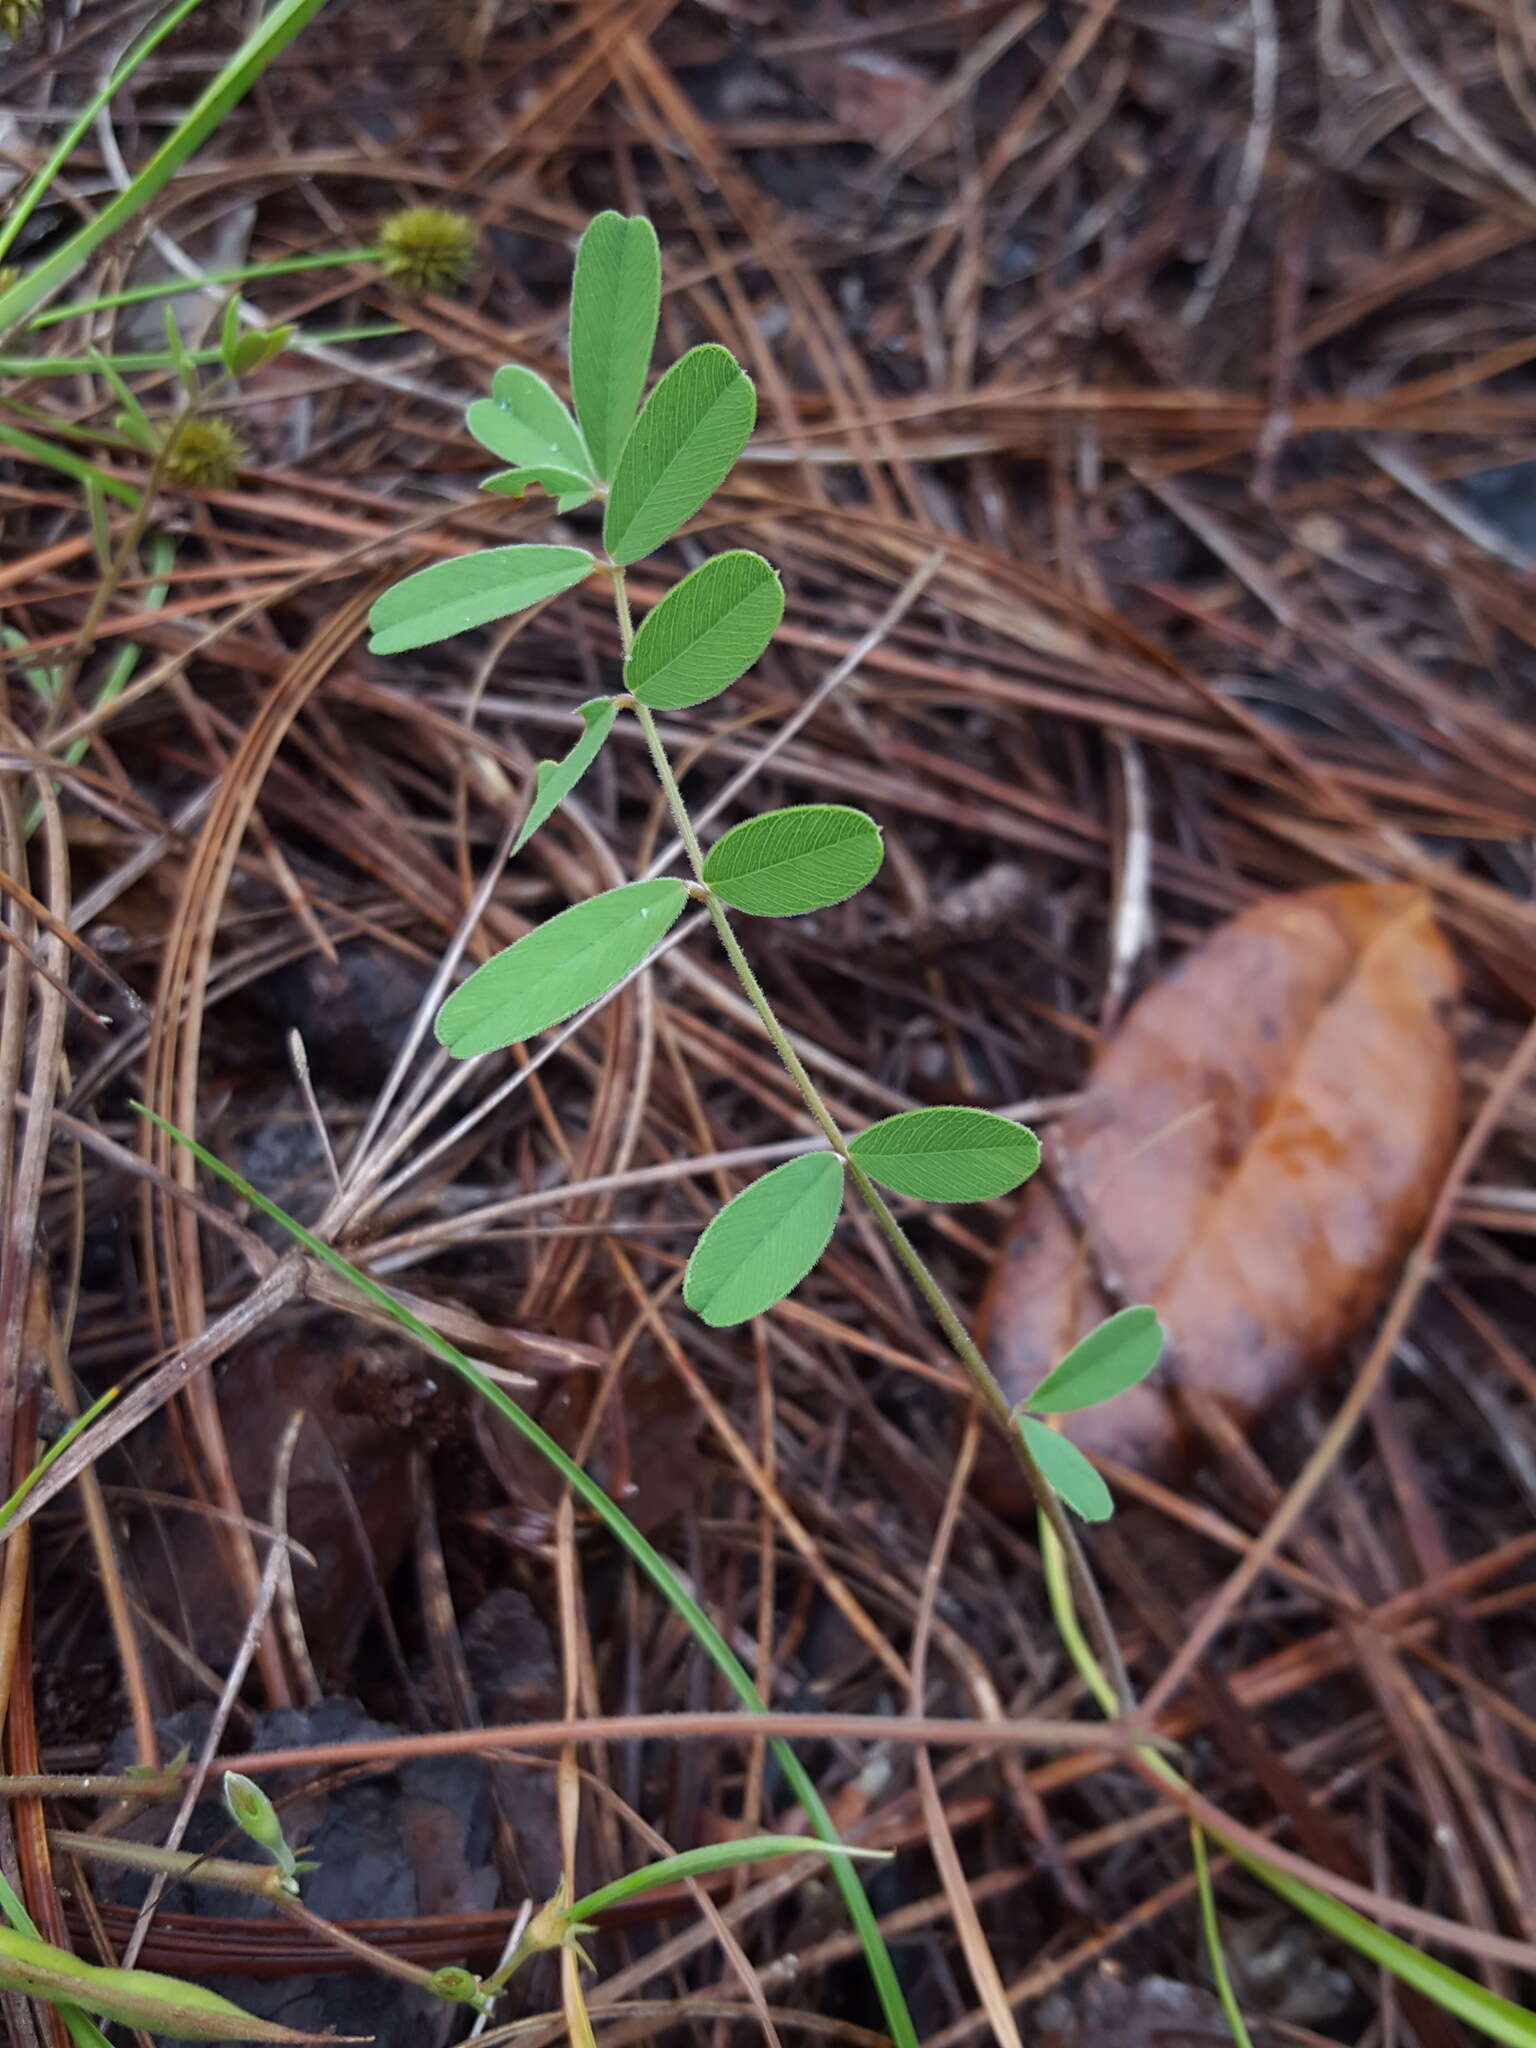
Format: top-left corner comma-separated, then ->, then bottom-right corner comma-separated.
625,550 -> 784,709
569,212 -> 661,480
512,697 -> 618,856
703,803 -> 882,917
604,344 -> 756,565
367,544 -> 593,655
1017,1416 -> 1113,1522
221,295 -> 293,378
435,878 -> 688,1058
480,465 -> 594,513
848,1106 -> 1040,1203
1026,1306 -> 1165,1414
684,1153 -> 844,1327
467,365 -> 594,478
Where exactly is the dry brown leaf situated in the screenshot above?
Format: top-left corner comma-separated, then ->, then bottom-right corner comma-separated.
977,883 -> 1460,1503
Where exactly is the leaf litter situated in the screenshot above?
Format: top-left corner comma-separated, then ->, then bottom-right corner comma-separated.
980,883 -> 1461,1494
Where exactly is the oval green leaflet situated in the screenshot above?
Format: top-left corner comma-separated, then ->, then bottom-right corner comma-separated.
684,1152 -> 844,1327
604,343 -> 756,566
848,1106 -> 1040,1203
703,803 -> 882,917
436,878 -> 689,1059
467,364 -> 593,479
570,211 -> 660,481
480,465 -> 594,513
367,544 -> 593,655
0,1925 -> 340,2042
512,697 -> 618,856
1017,1415 -> 1112,1523
625,550 -> 784,709
1025,1306 -> 1164,1414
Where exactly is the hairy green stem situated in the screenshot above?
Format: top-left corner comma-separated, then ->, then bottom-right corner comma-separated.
608,557 -> 1132,1711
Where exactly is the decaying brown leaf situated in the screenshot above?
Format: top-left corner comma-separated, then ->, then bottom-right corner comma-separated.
978,883 -> 1460,1502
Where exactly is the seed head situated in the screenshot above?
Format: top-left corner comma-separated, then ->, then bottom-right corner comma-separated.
377,206 -> 479,295
161,415 -> 245,489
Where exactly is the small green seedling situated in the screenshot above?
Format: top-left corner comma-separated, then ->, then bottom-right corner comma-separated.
367,212 -> 1161,1526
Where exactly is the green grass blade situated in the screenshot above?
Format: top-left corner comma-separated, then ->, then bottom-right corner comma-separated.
27,250 -> 377,330
1190,1824 -> 1255,2048
0,419 -> 140,506
0,0 -> 332,331
0,1384 -> 120,1541
571,1837 -> 889,1922
0,326 -> 398,377
1040,1518 -> 1536,2048
134,1107 -> 921,2048
27,530 -> 175,835
1227,1847 -> 1536,2048
0,0 -> 208,269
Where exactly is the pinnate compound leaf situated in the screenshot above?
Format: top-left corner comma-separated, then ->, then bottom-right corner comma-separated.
1026,1306 -> 1164,1414
436,878 -> 687,1058
512,697 -> 618,856
684,1153 -> 844,1327
604,344 -> 756,565
368,544 -> 593,655
1017,1416 -> 1113,1523
703,804 -> 882,917
977,882 -> 1461,1503
467,365 -> 593,478
849,1106 -> 1040,1203
626,550 -> 784,709
481,465 -> 594,513
570,212 -> 661,480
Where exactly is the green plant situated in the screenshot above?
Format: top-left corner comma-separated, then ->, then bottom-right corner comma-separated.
136,1109 -> 924,2048
352,212 -> 1536,2048
369,212 -> 1162,1546
1041,1520 -> 1536,2048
